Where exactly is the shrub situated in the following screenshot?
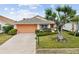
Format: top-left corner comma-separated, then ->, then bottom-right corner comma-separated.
63,29 -> 70,32
42,28 -> 51,32
69,31 -> 74,35
8,29 -> 17,35
35,28 -> 56,36
35,28 -> 51,33
69,31 -> 79,36
3,25 -> 14,33
36,32 -> 56,36
35,30 -> 40,34
75,32 -> 79,36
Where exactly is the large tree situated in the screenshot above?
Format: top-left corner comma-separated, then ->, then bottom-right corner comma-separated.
45,5 -> 76,41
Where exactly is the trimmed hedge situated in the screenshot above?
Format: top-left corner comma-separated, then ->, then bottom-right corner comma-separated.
35,28 -> 56,36
8,29 -> 17,35
35,30 -> 56,36
36,32 -> 56,36
42,28 -> 51,32
35,28 -> 51,33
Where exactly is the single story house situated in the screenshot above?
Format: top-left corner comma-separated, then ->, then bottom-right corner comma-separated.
63,23 -> 79,32
0,15 -> 15,33
16,15 -> 55,33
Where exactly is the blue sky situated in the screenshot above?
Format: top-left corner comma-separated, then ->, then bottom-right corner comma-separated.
0,4 -> 79,21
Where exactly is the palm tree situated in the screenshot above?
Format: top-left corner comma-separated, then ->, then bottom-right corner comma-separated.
56,6 -> 62,20
56,5 -> 76,33
45,5 -> 76,41
45,8 -> 52,20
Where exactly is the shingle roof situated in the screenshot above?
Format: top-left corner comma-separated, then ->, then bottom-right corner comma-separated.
0,15 -> 16,24
16,15 -> 54,24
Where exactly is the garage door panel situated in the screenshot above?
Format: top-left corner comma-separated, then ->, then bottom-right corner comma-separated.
16,24 -> 37,33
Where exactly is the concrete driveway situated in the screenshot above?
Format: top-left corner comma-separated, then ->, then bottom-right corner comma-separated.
0,33 -> 36,54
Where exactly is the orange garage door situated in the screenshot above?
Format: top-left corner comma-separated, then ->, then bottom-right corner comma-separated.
16,24 -> 37,33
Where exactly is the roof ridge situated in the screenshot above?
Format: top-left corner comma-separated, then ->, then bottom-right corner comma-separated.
0,15 -> 15,22
32,15 -> 48,21
0,15 -> 16,24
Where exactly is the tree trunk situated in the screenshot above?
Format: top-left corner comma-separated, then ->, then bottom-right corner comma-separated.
74,22 -> 79,36
57,31 -> 64,42
56,26 -> 64,42
72,22 -> 75,32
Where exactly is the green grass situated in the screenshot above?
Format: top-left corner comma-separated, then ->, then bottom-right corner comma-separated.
0,33 -> 13,45
37,31 -> 79,48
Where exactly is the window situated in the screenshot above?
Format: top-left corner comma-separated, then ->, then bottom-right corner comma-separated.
40,24 -> 48,29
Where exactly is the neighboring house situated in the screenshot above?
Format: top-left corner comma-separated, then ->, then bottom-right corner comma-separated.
63,23 -> 78,32
0,15 -> 15,33
16,15 -> 55,33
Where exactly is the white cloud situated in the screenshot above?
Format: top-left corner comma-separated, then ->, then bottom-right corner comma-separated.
28,5 -> 41,9
16,10 -> 39,20
30,6 -> 37,9
18,4 -> 41,9
4,8 -> 8,10
3,5 -> 41,21
9,12 -> 15,14
11,8 -> 15,11
2,9 -> 39,21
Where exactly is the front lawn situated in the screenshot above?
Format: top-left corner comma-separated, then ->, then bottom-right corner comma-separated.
37,31 -> 79,48
0,33 -> 13,45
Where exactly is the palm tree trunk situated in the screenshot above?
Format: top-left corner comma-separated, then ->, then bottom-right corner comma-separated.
56,26 -> 64,41
74,22 -> 79,36
72,22 -> 75,32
